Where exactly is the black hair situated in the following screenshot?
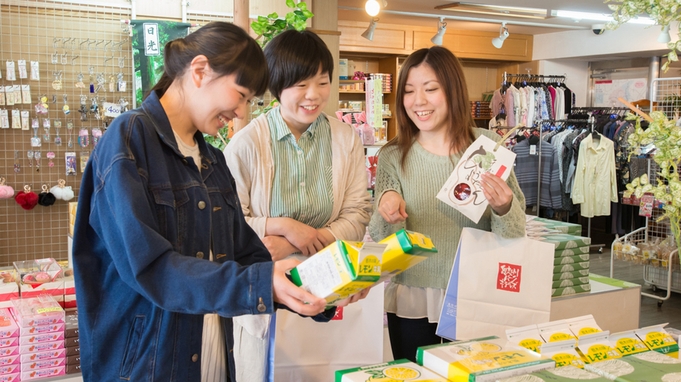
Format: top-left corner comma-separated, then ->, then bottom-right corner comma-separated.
150,22 -> 268,98
263,29 -> 334,101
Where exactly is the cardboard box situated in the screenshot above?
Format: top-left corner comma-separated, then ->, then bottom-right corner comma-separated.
575,331 -> 623,364
635,324 -> 679,357
533,234 -> 592,250
585,351 -> 681,381
0,346 -> 19,357
338,58 -> 349,80
0,362 -> 19,374
551,277 -> 590,289
18,331 -> 65,346
335,359 -> 448,381
0,354 -> 19,366
66,362 -> 81,374
553,262 -> 590,273
0,373 -> 19,382
0,337 -> 19,348
552,270 -> 590,281
609,330 -> 650,357
554,246 -> 590,257
64,312 -> 78,338
19,348 -> 66,363
0,309 -> 18,339
18,322 -> 64,337
19,340 -> 64,354
498,365 -> 611,381
66,354 -> 80,365
65,346 -> 79,356
21,355 -> 66,370
290,241 -> 383,305
553,254 -> 590,266
527,217 -> 582,235
416,336 -> 554,381
10,295 -> 65,327
0,268 -> 19,308
566,315 -> 602,337
65,337 -> 79,348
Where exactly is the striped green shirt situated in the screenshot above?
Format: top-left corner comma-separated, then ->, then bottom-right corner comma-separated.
268,107 -> 334,229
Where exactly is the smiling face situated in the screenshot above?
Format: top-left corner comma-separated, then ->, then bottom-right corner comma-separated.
278,67 -> 331,134
402,63 -> 449,136
189,72 -> 255,137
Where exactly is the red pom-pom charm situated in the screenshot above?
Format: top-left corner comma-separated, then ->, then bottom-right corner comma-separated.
15,185 -> 39,210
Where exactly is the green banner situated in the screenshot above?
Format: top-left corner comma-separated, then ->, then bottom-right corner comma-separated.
131,20 -> 190,106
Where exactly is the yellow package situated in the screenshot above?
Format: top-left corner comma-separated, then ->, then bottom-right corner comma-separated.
378,229 -> 438,280
290,240 -> 384,305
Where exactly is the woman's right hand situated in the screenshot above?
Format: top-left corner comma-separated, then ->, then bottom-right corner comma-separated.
282,218 -> 325,256
377,191 -> 408,224
272,258 -> 326,316
261,236 -> 297,261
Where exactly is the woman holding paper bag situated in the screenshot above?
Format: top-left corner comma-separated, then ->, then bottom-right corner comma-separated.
224,30 -> 374,381
369,46 -> 526,362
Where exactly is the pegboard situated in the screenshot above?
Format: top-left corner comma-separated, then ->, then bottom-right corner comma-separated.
0,0 -> 132,266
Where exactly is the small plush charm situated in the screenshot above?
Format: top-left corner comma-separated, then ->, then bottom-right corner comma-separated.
50,179 -> 75,201
15,185 -> 39,210
0,177 -> 14,199
38,184 -> 56,207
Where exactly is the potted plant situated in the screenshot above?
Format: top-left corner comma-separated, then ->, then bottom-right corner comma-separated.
203,0 -> 313,150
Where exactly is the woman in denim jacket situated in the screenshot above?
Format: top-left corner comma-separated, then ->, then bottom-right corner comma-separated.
72,22 -> 330,382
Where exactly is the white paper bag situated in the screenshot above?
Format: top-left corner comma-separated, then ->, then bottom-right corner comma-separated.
437,228 -> 554,341
436,135 -> 516,223
273,283 -> 384,381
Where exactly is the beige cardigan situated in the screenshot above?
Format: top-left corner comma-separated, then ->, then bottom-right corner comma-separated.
223,111 -> 372,382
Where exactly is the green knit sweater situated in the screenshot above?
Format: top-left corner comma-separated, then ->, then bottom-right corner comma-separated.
368,128 -> 527,289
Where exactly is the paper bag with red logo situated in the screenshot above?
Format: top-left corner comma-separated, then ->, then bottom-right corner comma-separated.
436,134 -> 516,223
436,228 -> 554,341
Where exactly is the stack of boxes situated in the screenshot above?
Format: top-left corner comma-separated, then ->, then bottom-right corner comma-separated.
11,296 -> 66,380
470,101 -> 492,119
0,308 -> 20,382
64,312 -> 79,375
526,217 -> 592,297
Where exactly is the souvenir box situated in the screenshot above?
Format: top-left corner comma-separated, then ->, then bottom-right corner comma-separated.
552,284 -> 592,297
585,351 -> 681,381
533,234 -> 592,250
498,366 -> 611,381
335,359 -> 448,382
551,277 -> 590,289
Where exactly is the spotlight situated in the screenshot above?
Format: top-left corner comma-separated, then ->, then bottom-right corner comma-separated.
430,17 -> 447,46
492,22 -> 509,49
365,0 -> 386,17
362,18 -> 379,41
658,24 -> 671,44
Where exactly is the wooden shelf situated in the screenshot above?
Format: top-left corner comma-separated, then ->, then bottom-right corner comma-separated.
339,90 -> 366,94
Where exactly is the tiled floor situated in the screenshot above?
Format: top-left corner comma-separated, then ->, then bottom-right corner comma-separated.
589,248 -> 681,329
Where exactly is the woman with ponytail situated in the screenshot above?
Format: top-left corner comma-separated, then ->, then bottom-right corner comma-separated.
72,22 -> 332,382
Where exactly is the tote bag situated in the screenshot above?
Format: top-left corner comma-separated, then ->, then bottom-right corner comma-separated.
437,227 -> 554,341
273,283 -> 384,381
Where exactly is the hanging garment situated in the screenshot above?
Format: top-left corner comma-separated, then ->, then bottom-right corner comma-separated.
571,134 -> 618,217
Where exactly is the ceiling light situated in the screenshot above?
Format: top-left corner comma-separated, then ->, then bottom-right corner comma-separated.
431,17 -> 447,46
658,24 -> 671,44
435,2 -> 549,20
551,10 -> 655,25
491,22 -> 508,49
364,0 -> 386,17
362,18 -> 379,41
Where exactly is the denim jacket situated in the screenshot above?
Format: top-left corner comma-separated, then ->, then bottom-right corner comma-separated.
73,91 -> 274,382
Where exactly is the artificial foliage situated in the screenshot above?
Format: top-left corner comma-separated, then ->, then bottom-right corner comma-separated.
606,0 -> 681,71
623,109 -> 681,261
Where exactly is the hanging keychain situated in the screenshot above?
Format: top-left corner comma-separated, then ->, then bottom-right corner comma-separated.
34,151 -> 41,172
52,71 -> 62,90
92,127 -> 103,148
51,179 -> 75,201
95,73 -> 105,93
42,118 -> 51,142
38,184 -> 56,207
30,122 -> 41,147
108,74 -> 116,93
78,95 -> 88,121
88,66 -> 95,93
27,150 -> 34,168
78,128 -> 89,148
34,95 -> 49,115
15,185 -> 39,210
75,72 -> 85,89
0,177 -> 14,199
47,152 -> 56,168
117,72 -> 126,92
13,150 -> 20,173
54,120 -> 62,146
62,94 -> 70,115
67,121 -> 74,148
91,97 -> 100,120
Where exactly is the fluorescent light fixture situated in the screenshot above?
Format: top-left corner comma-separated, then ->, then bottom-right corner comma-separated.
552,10 -> 655,25
431,17 -> 447,46
362,18 -> 379,41
492,22 -> 509,49
435,2 -> 549,20
658,24 -> 671,43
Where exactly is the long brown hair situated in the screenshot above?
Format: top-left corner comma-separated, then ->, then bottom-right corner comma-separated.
387,46 -> 474,169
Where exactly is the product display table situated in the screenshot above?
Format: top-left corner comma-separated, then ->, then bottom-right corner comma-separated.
550,274 -> 641,333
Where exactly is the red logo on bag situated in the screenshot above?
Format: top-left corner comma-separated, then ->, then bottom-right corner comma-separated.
332,307 -> 343,320
497,263 -> 521,292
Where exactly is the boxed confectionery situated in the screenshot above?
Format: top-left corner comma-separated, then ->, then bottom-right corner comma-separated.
416,336 -> 555,381
538,320 -> 577,343
291,230 -> 437,304
574,331 -> 623,364
609,330 -> 650,357
19,341 -> 64,354
635,324 -> 679,358
18,322 -> 64,337
0,373 -> 19,382
567,315 -> 602,338
20,365 -> 65,380
64,311 -> 78,339
552,270 -> 589,281
498,365 -> 611,381
0,338 -> 18,349
551,277 -> 590,289
540,339 -> 585,368
527,217 -> 583,235
554,246 -> 590,258
552,283 -> 592,297
0,354 -> 19,367
552,262 -> 590,273
585,351 -> 681,381
506,324 -> 545,353
552,254 -> 590,266
532,234 -> 592,250
13,258 -> 64,304
0,269 -> 18,309
9,295 -> 65,327
0,347 -> 18,358
20,353 -> 66,369
0,363 -> 19,375
335,359 -> 448,381
0,309 -> 18,339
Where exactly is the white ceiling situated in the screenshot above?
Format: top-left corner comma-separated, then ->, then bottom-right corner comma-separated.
337,0 -> 621,35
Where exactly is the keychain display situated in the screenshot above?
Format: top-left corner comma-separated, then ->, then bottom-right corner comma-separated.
50,179 -> 75,201
37,184 -> 56,207
46,152 -> 56,168
27,150 -> 33,168
0,177 -> 14,199
14,185 -> 39,210
34,95 -> 49,115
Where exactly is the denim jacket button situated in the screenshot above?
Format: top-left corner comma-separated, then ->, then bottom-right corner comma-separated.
196,251 -> 204,259
257,297 -> 266,313
197,201 -> 206,209
192,354 -> 199,362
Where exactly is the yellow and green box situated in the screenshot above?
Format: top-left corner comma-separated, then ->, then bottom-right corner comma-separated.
335,358 -> 448,382
378,229 -> 438,280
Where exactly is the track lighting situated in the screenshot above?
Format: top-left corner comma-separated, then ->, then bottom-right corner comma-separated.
430,17 -> 447,46
362,18 -> 379,41
365,0 -> 386,17
491,22 -> 509,49
658,24 -> 671,44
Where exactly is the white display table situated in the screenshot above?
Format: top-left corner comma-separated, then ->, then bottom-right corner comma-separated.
550,274 -> 641,333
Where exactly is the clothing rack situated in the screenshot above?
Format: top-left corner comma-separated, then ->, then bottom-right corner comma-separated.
502,72 -> 567,86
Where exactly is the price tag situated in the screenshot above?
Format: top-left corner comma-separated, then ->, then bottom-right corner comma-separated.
103,102 -> 122,118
